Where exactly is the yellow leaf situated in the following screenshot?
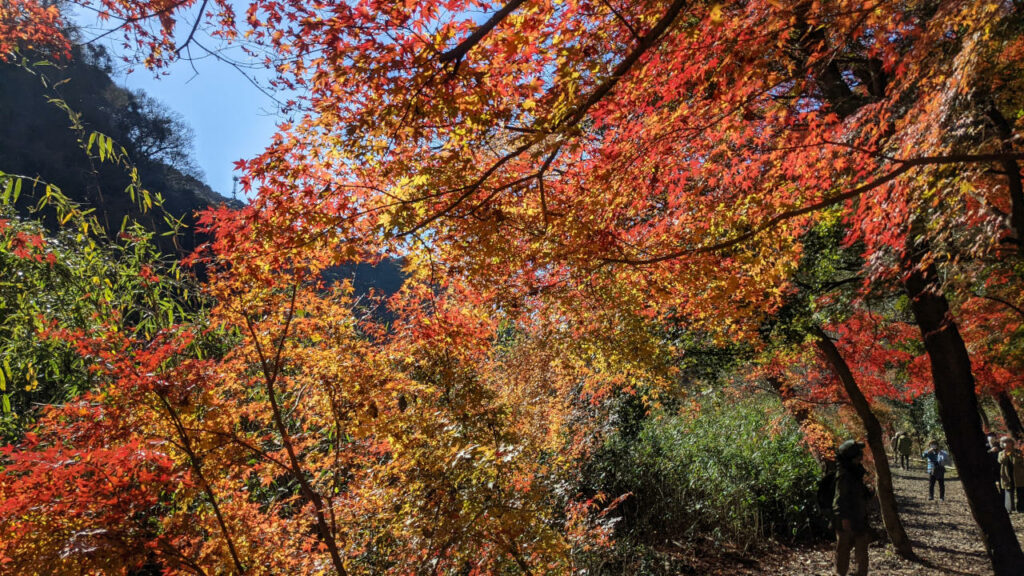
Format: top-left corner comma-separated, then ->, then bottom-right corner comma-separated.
710,4 -> 724,24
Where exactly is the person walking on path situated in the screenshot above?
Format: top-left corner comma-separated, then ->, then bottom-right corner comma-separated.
987,432 -> 1002,495
890,432 -> 902,467
833,440 -> 873,576
896,432 -> 913,470
997,436 -> 1024,513
922,440 -> 950,501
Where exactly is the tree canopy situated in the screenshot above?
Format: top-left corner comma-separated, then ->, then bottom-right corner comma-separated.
2,1 -> 1024,574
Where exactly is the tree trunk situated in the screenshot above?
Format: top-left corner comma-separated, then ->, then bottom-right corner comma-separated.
979,397 -> 993,432
812,327 -> 915,559
996,391 -> 1024,438
985,102 -> 1024,241
903,262 -> 1024,576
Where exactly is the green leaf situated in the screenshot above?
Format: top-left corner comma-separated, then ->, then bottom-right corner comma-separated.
2,176 -> 12,204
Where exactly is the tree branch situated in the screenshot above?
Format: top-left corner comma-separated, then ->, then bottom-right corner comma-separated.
556,0 -> 688,130
174,0 -> 210,57
973,292 -> 1024,320
601,152 -> 1024,266
244,287 -> 349,576
156,393 -> 248,574
599,0 -> 641,41
403,0 -> 689,235
438,0 -> 530,64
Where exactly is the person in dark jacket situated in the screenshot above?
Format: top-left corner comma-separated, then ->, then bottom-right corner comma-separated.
833,439 -> 873,576
896,433 -> 913,470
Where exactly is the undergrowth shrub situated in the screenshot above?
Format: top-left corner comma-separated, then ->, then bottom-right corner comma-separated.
584,393 -> 822,563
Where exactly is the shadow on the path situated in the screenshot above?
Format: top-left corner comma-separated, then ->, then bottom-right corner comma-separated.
912,542 -> 987,558
890,470 -> 962,483
909,556 -> 980,576
889,499 -> 952,518
896,499 -> 928,511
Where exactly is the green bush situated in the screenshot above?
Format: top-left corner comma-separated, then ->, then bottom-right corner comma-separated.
584,394 -> 822,555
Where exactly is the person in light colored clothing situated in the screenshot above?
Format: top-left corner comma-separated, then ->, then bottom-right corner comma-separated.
987,432 -> 1002,495
997,436 -> 1024,513
922,440 -> 949,501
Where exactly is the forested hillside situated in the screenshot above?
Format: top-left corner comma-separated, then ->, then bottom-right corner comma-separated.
0,44 -> 230,254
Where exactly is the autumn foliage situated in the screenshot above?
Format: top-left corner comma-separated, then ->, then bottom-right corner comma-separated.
3,0 -> 1024,574
0,0 -> 68,61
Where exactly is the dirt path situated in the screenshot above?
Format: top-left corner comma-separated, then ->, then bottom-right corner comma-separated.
761,460 -> 1024,575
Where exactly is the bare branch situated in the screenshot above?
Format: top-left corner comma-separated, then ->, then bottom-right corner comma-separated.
175,0 -> 210,57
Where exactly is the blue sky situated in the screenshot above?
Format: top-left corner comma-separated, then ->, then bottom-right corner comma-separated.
72,6 -> 283,200
116,60 -> 281,199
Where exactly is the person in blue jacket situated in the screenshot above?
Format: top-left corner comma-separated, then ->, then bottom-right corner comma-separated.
923,439 -> 950,501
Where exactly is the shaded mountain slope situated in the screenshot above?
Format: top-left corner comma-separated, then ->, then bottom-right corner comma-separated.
0,45 -> 234,255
